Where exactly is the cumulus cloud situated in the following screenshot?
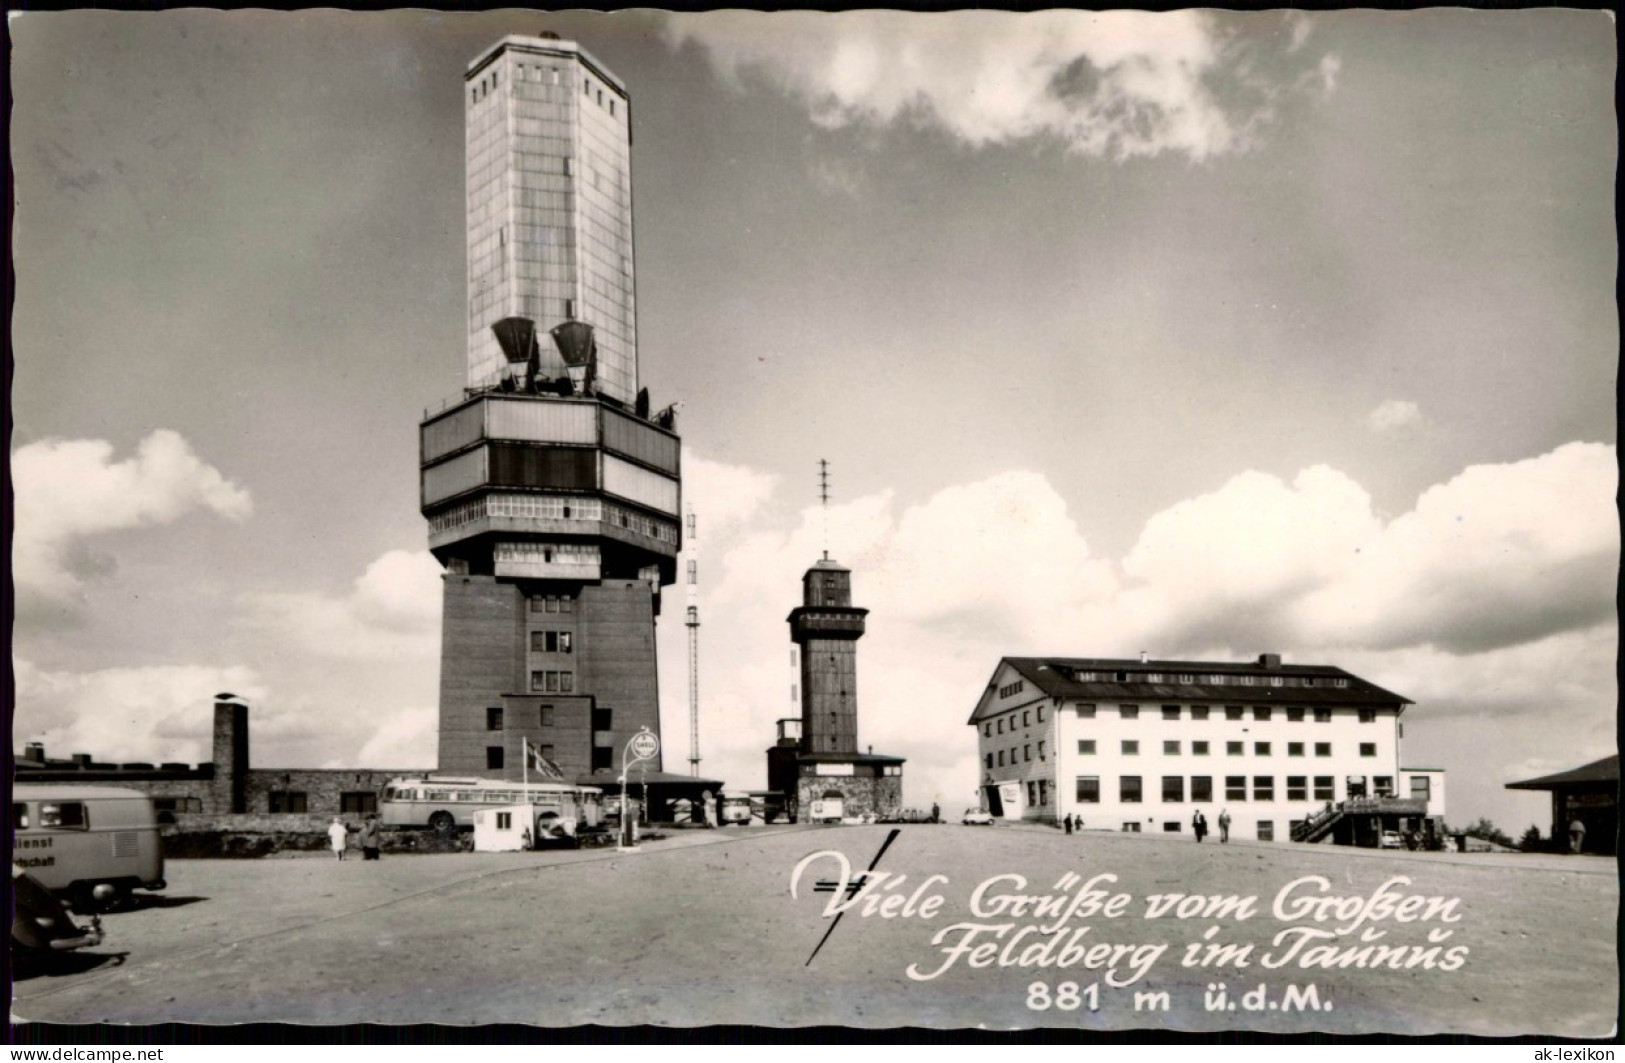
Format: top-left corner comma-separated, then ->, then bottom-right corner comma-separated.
13,658 -> 268,766
665,10 -> 1335,161
1368,398 -> 1423,433
660,442 -> 1617,823
239,549 -> 443,660
12,430 -> 252,611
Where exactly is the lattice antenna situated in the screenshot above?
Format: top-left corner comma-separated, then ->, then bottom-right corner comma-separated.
818,458 -> 830,561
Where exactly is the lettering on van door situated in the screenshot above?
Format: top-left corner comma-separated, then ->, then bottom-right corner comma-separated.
15,855 -> 56,868
16,836 -> 54,849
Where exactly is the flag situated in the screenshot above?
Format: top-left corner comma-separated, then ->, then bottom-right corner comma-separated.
525,738 -> 564,781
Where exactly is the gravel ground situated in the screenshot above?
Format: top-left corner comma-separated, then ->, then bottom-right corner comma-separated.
12,824 -> 1617,1035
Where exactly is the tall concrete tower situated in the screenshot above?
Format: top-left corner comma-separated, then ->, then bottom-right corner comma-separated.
421,34 -> 680,783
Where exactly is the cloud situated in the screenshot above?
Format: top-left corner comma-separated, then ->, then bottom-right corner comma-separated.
681,451 -> 779,538
659,441 -> 1616,828
665,11 -> 1334,161
1367,398 -> 1423,433
239,549 -> 443,660
12,429 -> 252,611
13,658 -> 268,766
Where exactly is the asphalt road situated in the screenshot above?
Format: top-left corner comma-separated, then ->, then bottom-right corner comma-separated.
12,824 -> 1617,1034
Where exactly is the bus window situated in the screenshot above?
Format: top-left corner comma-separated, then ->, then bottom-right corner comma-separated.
13,803 -> 29,830
40,802 -> 87,829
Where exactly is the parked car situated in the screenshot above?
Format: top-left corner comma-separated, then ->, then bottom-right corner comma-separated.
1378,830 -> 1404,849
962,808 -> 995,826
11,864 -> 104,965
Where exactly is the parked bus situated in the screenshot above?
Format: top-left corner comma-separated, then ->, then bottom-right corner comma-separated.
719,793 -> 753,825
12,785 -> 166,912
379,776 -> 603,835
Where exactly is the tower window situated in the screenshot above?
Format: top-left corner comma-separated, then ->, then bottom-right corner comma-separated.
487,746 -> 505,770
486,707 -> 503,731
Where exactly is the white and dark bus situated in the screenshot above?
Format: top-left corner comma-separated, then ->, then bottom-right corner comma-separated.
379,776 -> 603,835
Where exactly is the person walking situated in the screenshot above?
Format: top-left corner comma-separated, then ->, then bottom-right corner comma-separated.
1569,818 -> 1586,854
327,817 -> 349,861
1218,808 -> 1232,843
931,803 -> 940,824
358,814 -> 381,861
1192,809 -> 1208,843
1064,814 -> 1074,835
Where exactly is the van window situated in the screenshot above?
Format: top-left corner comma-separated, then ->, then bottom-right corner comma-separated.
13,803 -> 29,830
41,802 -> 88,829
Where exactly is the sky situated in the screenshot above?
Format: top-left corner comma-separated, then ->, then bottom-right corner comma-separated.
8,9 -> 1617,836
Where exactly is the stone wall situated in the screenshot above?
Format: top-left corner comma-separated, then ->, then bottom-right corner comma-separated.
796,776 -> 902,821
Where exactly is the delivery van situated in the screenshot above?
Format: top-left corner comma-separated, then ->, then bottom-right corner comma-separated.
12,785 -> 166,911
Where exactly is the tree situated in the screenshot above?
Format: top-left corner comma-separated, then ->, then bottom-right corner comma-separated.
1455,817 -> 1516,849
1519,824 -> 1544,851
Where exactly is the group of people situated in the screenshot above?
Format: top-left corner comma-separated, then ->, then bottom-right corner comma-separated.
1190,809 -> 1232,843
1062,814 -> 1083,834
327,814 -> 382,861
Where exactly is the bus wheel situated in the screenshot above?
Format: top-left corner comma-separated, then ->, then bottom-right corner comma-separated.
429,811 -> 456,835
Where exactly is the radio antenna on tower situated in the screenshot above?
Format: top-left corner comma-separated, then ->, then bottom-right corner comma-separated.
818,458 -> 831,561
685,507 -> 701,777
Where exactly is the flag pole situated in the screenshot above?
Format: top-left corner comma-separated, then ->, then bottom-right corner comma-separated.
523,736 -> 530,793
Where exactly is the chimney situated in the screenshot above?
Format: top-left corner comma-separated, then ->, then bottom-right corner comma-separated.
1258,653 -> 1282,670
1140,650 -> 1149,664
24,742 -> 44,762
213,693 -> 250,814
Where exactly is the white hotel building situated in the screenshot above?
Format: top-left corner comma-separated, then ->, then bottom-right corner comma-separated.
969,654 -> 1446,842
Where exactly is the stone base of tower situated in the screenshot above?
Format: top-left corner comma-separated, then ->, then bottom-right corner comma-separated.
769,751 -> 904,823
437,572 -> 663,780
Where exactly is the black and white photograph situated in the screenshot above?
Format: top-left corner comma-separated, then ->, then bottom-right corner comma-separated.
8,8 -> 1618,1038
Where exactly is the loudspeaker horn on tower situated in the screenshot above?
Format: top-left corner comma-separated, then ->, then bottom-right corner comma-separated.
491,317 -> 541,392
550,320 -> 597,396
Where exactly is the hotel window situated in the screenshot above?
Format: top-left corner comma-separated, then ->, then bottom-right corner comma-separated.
609,99 -> 616,116
1191,776 -> 1213,802
1314,708 -> 1332,723
985,754 -> 993,770
1288,742 -> 1304,757
1122,741 -> 1139,755
1226,741 -> 1243,756
1409,776 -> 1432,802
1164,741 -> 1180,755
1178,674 -> 1196,684
1358,709 -> 1377,723
1037,706 -> 1045,723
1287,707 -> 1305,722
1027,782 -> 1038,806
1314,776 -> 1335,801
1225,776 -> 1247,801
1256,821 -> 1275,842
1076,704 -> 1096,719
1078,740 -> 1096,755
1162,706 -> 1180,721
1023,744 -> 1031,762
1253,707 -> 1271,721
1164,822 -> 1182,833
1038,741 -> 1046,761
1254,742 -> 1271,756
1334,679 -> 1350,688
1120,776 -> 1142,803
1076,776 -> 1100,803
1253,776 -> 1275,801
486,707 -> 503,731
998,751 -> 1005,767
1192,741 -> 1210,756
1287,776 -> 1308,801
1374,775 -> 1393,796
1162,776 -> 1184,802
540,706 -> 555,727
1315,742 -> 1331,757
997,719 -> 1004,735
1191,706 -> 1210,721
1360,743 -> 1377,757
1225,706 -> 1244,721
486,746 -> 505,770
1120,705 -> 1139,720
1023,711 -> 1031,727
984,723 -> 992,737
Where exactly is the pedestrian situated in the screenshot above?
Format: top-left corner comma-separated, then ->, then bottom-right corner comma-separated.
1192,809 -> 1207,842
931,803 -> 940,824
1569,818 -> 1586,854
359,814 -> 381,861
327,816 -> 348,861
1064,814 -> 1074,835
1218,808 -> 1231,843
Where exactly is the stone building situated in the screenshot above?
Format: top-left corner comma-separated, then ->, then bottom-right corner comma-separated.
766,557 -> 904,822
15,695 -> 423,829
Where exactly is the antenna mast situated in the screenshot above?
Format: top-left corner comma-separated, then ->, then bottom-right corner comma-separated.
685,508 -> 701,777
818,458 -> 830,561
